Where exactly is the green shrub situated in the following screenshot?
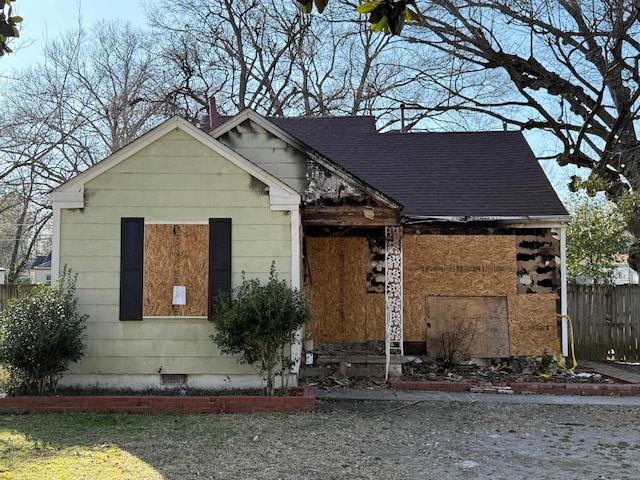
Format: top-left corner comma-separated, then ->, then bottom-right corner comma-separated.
0,268 -> 88,395
210,262 -> 312,395
0,364 -> 9,393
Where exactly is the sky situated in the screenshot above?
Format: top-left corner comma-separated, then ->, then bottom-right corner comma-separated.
3,0 -> 148,71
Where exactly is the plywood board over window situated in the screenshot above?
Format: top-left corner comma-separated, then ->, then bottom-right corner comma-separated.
144,224 -> 209,317
403,235 -> 517,343
425,296 -> 510,359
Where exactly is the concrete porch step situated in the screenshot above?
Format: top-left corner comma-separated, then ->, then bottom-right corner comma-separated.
300,354 -> 415,378
317,355 -> 410,365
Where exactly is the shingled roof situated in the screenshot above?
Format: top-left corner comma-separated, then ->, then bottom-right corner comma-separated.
267,116 -> 568,219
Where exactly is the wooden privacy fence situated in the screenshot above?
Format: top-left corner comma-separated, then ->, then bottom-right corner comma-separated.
0,284 -> 36,312
568,284 -> 640,362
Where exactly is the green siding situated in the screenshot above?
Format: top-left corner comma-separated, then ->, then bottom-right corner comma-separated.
86,321 -> 217,340
66,355 -> 253,375
83,339 -> 219,357
217,120 -> 308,193
86,190 -> 273,208
59,128 -> 293,378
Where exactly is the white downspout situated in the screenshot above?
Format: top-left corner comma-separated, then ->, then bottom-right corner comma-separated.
289,207 -> 303,376
51,205 -> 62,280
560,226 -> 568,357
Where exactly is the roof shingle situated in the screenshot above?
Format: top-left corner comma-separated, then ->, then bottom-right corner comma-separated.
268,116 -> 567,218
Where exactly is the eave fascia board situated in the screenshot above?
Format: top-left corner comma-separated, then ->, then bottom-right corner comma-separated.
269,185 -> 301,211
210,108 -> 255,137
212,109 -> 402,210
403,215 -> 570,229
49,191 -> 84,209
499,216 -> 570,228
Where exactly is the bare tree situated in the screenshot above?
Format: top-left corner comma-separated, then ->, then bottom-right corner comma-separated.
0,174 -> 51,283
397,0 -> 640,266
299,1 -> 640,265
36,20 -> 177,155
0,103 -> 73,280
144,0 -> 434,126
0,20 -> 178,279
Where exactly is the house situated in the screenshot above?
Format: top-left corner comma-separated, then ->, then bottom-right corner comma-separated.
575,254 -> 639,285
0,267 -> 4,285
29,252 -> 52,284
612,254 -> 639,285
50,107 -> 570,391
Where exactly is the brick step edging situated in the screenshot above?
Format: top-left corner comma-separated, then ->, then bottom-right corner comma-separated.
0,387 -> 315,414
389,380 -> 640,396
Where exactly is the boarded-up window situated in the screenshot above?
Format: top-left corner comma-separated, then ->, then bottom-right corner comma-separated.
119,218 -> 231,319
144,224 -> 210,317
425,296 -> 510,359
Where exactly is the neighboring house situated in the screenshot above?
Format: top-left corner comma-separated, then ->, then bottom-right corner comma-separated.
613,255 -> 639,285
50,108 -> 570,391
575,254 -> 639,286
29,252 -> 52,284
0,267 -> 4,285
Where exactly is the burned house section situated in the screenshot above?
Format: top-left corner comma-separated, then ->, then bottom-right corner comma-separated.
301,161 -> 401,227
516,230 -> 560,294
367,236 -> 386,293
304,161 -> 371,205
403,231 -> 558,358
301,158 -> 400,344
304,224 -> 560,358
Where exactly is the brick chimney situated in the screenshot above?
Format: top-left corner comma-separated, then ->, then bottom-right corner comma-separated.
209,97 -> 219,130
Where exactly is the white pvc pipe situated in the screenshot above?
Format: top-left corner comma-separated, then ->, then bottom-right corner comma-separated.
560,226 -> 569,357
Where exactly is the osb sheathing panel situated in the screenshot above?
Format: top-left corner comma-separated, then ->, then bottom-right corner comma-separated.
508,293 -> 559,356
144,224 -> 209,317
403,235 -> 517,296
365,294 -> 386,341
403,294 -> 427,342
305,237 -> 368,342
306,234 -> 558,352
425,296 -> 510,358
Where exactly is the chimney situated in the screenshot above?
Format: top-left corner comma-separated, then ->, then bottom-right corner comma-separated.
209,97 -> 219,130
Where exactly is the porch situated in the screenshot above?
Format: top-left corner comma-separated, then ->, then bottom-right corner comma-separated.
302,227 -> 562,372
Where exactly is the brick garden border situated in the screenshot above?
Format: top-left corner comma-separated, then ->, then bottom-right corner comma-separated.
0,386 -> 315,414
388,380 -> 640,396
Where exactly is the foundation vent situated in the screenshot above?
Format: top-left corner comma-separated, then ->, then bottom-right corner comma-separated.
161,374 -> 187,385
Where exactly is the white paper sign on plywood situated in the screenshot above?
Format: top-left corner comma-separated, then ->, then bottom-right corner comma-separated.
172,286 -> 186,305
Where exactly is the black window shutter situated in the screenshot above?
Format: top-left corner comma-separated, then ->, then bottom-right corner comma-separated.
208,218 -> 232,319
120,218 -> 144,320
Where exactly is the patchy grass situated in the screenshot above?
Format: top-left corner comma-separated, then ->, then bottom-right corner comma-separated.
0,413 -> 235,479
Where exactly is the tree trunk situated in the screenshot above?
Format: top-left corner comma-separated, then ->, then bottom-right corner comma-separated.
627,217 -> 640,272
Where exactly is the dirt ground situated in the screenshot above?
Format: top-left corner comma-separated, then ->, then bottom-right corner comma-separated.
145,399 -> 640,480
302,357 -> 628,391
308,343 -> 635,387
